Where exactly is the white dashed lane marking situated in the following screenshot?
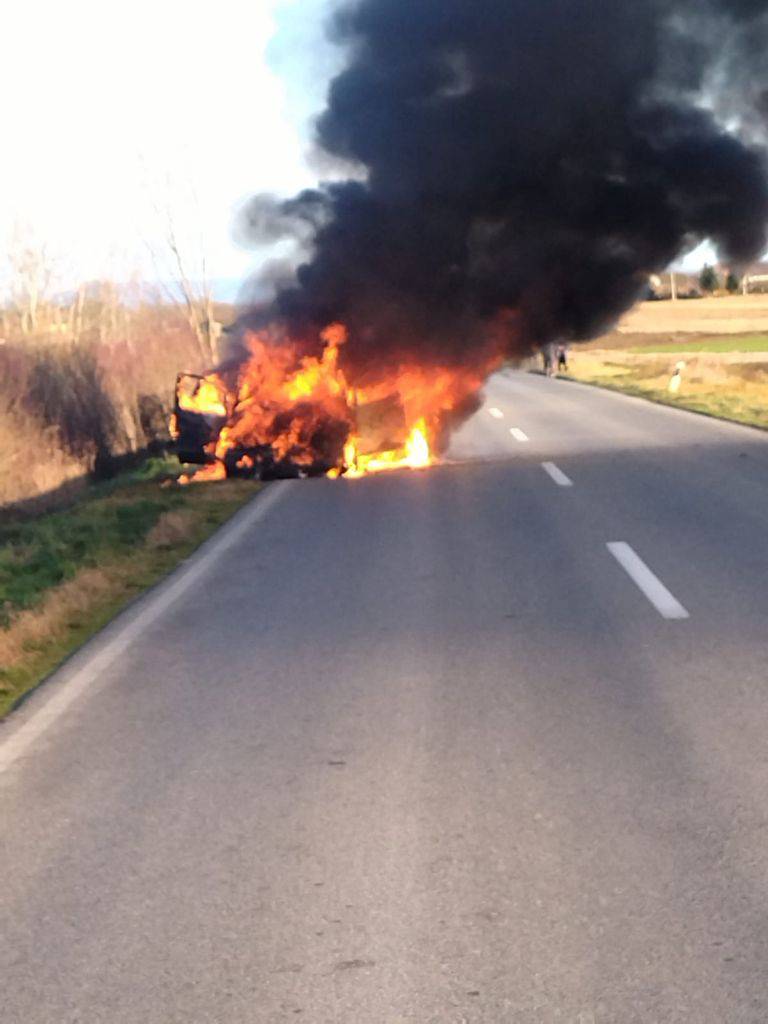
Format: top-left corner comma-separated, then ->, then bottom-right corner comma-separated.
488,407 -> 504,419
541,462 -> 573,487
509,427 -> 529,442
607,542 -> 689,620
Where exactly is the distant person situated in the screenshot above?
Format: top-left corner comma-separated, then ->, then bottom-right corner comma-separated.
541,343 -> 556,376
557,344 -> 569,373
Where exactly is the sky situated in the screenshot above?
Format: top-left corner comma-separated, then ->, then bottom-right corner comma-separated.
0,0 -> 334,294
0,0 -> 730,299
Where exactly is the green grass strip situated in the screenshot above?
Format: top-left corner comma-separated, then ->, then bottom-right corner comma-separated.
0,463 -> 260,718
629,335 -> 768,354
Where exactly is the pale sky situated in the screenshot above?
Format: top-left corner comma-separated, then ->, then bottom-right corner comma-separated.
0,0 -> 736,300
0,0 -> 334,292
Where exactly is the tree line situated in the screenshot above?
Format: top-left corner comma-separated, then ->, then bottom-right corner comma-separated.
698,265 -> 740,294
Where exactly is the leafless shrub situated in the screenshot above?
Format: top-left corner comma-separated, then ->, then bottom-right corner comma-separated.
0,292 -> 231,509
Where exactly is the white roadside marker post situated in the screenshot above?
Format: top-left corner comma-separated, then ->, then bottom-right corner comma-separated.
668,360 -> 685,394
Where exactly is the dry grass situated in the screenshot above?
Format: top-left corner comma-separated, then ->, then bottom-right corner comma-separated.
0,566 -> 115,672
613,295 -> 768,335
567,348 -> 768,431
145,509 -> 197,548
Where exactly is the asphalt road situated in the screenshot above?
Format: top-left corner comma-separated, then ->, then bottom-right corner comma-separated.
3,371 -> 768,1023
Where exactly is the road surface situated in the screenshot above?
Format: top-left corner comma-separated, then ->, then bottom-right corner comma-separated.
3,371 -> 768,1023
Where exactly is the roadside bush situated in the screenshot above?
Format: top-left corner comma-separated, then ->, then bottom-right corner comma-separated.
0,300 -> 219,510
0,400 -> 86,510
25,343 -> 117,465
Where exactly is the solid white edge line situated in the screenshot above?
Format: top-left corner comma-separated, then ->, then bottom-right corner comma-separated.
541,461 -> 573,487
510,427 -> 529,442
607,541 -> 689,620
0,481 -> 294,774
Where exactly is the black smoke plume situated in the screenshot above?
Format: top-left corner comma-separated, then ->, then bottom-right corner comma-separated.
241,0 -> 768,375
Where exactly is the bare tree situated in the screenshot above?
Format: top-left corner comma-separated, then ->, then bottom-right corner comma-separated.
164,209 -> 219,365
7,223 -> 55,336
144,171 -> 221,367
68,283 -> 87,343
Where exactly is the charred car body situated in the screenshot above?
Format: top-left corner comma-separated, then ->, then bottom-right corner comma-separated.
172,372 -> 410,480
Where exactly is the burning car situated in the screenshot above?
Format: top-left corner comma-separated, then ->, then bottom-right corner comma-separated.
172,370 -> 348,479
172,371 -> 418,480
170,322 -> 496,482
172,374 -> 230,467
170,324 -> 435,481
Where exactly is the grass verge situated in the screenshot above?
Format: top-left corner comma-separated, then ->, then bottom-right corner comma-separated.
566,350 -> 768,431
0,459 -> 260,719
629,334 -> 768,354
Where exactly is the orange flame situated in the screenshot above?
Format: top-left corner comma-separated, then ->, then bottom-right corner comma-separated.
178,461 -> 227,486
177,378 -> 227,417
343,418 -> 431,477
175,320 -> 504,481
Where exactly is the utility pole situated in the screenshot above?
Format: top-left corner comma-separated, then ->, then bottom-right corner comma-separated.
669,271 -> 677,301
743,271 -> 749,296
